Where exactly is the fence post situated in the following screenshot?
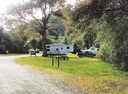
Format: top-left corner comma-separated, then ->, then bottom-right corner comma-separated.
58,56 -> 60,67
52,55 -> 54,66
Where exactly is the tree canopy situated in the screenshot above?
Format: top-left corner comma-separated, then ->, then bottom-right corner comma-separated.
6,0 -> 65,56
72,0 -> 128,24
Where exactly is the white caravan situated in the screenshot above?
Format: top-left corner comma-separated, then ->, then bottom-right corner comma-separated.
46,43 -> 74,55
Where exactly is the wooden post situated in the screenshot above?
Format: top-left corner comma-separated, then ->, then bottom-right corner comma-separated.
52,56 -> 54,66
58,56 -> 60,67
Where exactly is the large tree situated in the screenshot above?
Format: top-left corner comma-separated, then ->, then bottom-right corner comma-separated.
6,0 -> 65,56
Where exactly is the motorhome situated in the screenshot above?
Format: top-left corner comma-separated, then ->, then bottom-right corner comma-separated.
46,43 -> 74,55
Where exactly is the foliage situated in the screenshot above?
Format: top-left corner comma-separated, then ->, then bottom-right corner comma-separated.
110,17 -> 128,71
30,39 -> 37,49
47,15 -> 65,43
7,31 -> 28,53
96,17 -> 128,71
83,27 -> 97,49
54,2 -> 99,49
53,4 -> 78,45
72,0 -> 128,24
0,27 -> 12,54
95,21 -> 113,63
62,35 -> 68,44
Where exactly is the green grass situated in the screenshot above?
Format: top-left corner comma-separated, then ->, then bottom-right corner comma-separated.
15,54 -> 128,78
15,53 -> 128,93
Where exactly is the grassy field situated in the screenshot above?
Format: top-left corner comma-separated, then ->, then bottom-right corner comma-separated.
15,53 -> 128,94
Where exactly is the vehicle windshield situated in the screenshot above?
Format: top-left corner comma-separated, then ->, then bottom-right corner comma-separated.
90,47 -> 95,50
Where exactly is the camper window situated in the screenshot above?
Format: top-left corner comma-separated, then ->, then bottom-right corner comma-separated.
56,48 -> 59,50
67,46 -> 70,49
47,46 -> 50,48
47,49 -> 50,51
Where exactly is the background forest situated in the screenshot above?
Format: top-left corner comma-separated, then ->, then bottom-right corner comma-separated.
0,0 -> 128,71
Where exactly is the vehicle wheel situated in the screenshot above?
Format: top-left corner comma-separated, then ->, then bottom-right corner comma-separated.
91,56 -> 94,58
91,55 -> 95,58
79,55 -> 83,58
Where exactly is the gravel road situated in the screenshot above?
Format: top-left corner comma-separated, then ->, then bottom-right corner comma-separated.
0,56 -> 85,94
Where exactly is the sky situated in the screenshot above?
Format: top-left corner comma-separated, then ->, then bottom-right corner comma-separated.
0,0 -> 77,14
66,0 -> 77,5
0,0 -> 30,14
0,0 -> 20,14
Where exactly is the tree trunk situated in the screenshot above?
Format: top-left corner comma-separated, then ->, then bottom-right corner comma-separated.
42,30 -> 48,57
123,56 -> 128,71
85,41 -> 90,49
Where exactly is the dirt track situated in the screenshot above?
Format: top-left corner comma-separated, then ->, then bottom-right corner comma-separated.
0,56 -> 85,94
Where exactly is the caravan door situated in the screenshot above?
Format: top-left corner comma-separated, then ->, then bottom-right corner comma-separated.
60,46 -> 66,54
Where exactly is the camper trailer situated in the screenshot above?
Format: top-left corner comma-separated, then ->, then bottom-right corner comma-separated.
46,44 -> 74,55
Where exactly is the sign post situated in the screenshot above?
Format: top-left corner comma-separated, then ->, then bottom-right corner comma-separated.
58,56 -> 60,67
52,55 -> 54,66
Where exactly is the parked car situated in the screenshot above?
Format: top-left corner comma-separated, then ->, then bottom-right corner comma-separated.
29,49 -> 40,53
76,47 -> 99,58
85,47 -> 99,55
76,50 -> 95,58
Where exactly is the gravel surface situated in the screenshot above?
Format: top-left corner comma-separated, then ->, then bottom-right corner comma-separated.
0,56 -> 85,94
